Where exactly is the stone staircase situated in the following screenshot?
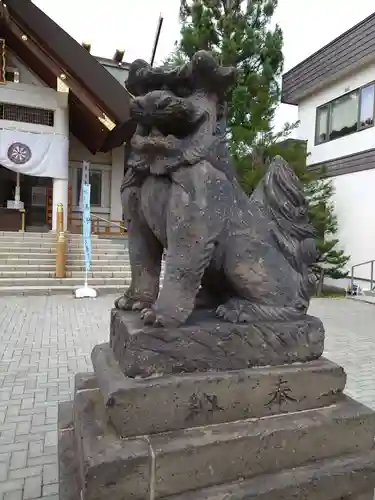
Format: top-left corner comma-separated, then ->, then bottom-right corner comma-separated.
0,231 -> 131,296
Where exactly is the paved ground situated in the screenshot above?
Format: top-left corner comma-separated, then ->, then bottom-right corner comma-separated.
0,295 -> 374,499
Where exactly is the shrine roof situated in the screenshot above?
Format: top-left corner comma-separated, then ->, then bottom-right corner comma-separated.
0,0 -> 134,153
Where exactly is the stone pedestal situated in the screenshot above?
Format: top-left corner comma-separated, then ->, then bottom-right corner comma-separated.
58,311 -> 375,500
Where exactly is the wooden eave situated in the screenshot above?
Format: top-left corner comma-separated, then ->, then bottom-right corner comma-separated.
0,0 -> 133,153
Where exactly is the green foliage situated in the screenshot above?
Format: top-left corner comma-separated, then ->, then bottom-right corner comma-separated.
162,45 -> 189,67
178,0 -> 285,153
305,177 -> 350,280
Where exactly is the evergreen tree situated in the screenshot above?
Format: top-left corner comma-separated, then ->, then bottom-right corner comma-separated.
178,0 -> 285,159
305,177 -> 350,280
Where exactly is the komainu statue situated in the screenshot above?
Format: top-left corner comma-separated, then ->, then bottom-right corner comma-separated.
115,51 -> 318,329
59,57 -> 374,500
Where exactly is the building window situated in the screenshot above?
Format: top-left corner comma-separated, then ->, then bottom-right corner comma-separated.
0,103 -> 54,126
359,84 -> 375,129
5,68 -> 20,83
316,105 -> 329,144
315,82 -> 375,144
76,169 -> 102,207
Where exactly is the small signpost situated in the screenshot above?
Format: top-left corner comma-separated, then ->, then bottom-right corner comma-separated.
75,182 -> 97,299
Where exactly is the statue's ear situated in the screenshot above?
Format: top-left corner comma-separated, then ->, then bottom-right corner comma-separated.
126,59 -> 151,96
189,51 -> 237,97
215,66 -> 238,94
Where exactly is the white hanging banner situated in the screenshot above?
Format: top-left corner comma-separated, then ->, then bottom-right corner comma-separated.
79,161 -> 90,212
0,129 -> 68,179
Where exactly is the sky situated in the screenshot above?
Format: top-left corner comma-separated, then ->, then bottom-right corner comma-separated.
34,0 -> 375,133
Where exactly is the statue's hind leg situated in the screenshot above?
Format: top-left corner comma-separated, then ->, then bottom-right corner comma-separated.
216,239 -> 305,323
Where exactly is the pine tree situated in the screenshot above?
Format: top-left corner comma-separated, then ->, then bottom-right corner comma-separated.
304,177 -> 350,280
178,0 -> 285,159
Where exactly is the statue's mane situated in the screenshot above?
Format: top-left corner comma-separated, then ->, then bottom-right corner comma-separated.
253,156 -> 318,308
125,51 -> 237,99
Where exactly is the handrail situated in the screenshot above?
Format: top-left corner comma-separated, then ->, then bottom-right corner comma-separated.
351,259 -> 375,291
90,213 -> 126,231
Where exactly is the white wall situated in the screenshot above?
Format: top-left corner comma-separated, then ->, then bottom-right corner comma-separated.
7,52 -> 47,87
332,168 -> 375,280
69,135 -> 111,165
298,63 -> 375,165
0,51 -> 68,135
68,142 -> 124,228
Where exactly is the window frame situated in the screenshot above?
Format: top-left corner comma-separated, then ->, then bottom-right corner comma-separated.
314,81 -> 375,146
75,168 -> 103,207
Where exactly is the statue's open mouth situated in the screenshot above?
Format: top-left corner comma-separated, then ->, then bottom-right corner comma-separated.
130,91 -> 205,141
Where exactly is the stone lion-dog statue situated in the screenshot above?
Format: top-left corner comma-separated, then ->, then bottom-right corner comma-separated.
115,51 -> 318,328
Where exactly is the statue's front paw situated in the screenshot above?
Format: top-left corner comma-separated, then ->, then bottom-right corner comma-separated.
115,295 -> 153,311
140,308 -> 181,328
115,295 -> 134,310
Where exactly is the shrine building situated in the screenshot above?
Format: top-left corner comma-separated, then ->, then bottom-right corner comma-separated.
0,0 -> 133,233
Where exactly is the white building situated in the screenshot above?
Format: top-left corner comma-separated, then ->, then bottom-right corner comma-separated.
281,12 -> 375,281
0,0 -> 133,235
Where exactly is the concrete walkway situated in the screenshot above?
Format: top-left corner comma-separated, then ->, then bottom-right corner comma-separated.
0,295 -> 374,499
311,298 -> 375,410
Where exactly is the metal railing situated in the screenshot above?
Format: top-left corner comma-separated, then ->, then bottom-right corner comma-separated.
90,214 -> 127,233
70,214 -> 127,235
351,260 -> 375,291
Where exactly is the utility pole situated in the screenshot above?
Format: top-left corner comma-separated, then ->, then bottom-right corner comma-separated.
150,15 -> 164,67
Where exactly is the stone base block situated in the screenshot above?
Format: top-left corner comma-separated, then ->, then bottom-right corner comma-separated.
166,452 -> 375,500
91,343 -> 346,437
58,401 -> 80,500
60,384 -> 375,500
110,309 -> 325,377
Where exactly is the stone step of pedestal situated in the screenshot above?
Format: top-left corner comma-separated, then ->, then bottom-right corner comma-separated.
71,388 -> 375,500
91,343 -> 346,437
59,397 -> 375,500
165,451 -> 375,500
